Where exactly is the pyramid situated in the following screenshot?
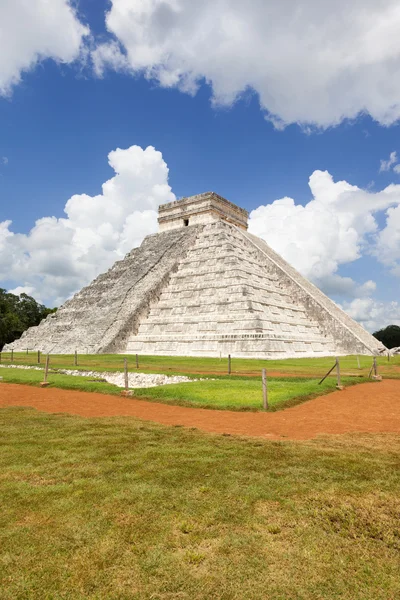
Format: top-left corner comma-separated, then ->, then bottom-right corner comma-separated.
5,192 -> 385,358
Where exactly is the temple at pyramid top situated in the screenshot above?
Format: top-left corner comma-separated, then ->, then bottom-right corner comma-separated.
158,192 -> 249,232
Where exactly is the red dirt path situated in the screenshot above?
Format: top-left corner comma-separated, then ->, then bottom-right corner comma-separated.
1,381 -> 400,440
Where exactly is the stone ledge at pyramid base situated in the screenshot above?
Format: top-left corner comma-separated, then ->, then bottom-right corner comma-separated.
4,192 -> 386,358
124,331 -> 373,359
126,334 -> 337,359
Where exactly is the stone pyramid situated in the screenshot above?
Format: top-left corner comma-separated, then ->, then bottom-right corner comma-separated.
6,192 -> 385,358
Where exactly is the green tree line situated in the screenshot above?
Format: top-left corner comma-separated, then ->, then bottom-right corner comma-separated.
0,289 -> 56,350
373,324 -> 400,349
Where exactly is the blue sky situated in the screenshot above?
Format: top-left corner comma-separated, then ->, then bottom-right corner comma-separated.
0,0 -> 400,331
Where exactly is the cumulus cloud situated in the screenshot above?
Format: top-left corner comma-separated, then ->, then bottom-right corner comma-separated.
380,151 -> 398,172
249,170 -> 400,287
374,203 -> 400,275
92,0 -> 400,129
342,298 -> 400,332
1,157 -> 8,166
0,0 -> 88,95
0,145 -> 175,305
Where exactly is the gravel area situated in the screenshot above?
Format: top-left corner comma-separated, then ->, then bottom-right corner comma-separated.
0,364 -> 198,389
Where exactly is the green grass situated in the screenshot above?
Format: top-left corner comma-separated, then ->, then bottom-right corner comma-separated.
1,407 -> 400,599
0,367 -> 368,411
133,376 -> 368,411
0,366 -> 122,396
1,351 -> 399,378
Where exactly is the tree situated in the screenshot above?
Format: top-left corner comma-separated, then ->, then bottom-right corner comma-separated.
373,325 -> 400,349
0,289 -> 56,350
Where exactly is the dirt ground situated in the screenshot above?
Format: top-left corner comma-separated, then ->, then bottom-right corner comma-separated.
1,380 -> 400,440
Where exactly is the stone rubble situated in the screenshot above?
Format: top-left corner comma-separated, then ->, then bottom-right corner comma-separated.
0,364 -> 198,389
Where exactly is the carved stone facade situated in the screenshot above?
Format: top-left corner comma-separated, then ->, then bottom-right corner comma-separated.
5,193 -> 386,357
158,192 -> 248,231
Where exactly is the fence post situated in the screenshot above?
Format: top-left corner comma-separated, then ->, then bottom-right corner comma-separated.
10,350 -> 13,363
371,356 -> 382,380
336,357 -> 343,390
262,368 -> 268,410
37,350 -> 41,364
74,350 -> 78,367
121,358 -> 131,396
26,348 -> 28,355
136,354 -> 139,369
41,354 -> 50,387
228,354 -> 231,375
124,358 -> 129,391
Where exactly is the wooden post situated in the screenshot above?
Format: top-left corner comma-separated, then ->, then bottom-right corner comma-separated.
335,357 -> 343,390
124,358 -> 129,391
10,349 -> 13,363
371,357 -> 382,380
44,354 -> 49,381
318,362 -> 336,384
41,354 -> 50,387
74,350 -> 78,367
373,356 -> 377,377
262,368 -> 268,410
136,354 -> 139,369
121,358 -> 131,396
356,355 -> 360,370
26,348 -> 29,355
37,350 -> 41,364
228,354 -> 231,375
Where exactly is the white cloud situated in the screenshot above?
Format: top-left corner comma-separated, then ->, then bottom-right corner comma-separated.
1,156 -> 8,166
93,0 -> 400,129
0,0 -> 88,95
248,170 -> 400,306
92,40 -> 129,77
393,164 -> 400,174
342,298 -> 400,332
374,203 -> 400,274
7,286 -> 39,300
0,145 -> 175,305
380,151 -> 398,172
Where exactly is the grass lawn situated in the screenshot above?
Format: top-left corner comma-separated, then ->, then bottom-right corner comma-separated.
133,376 -> 368,410
0,367 -> 367,411
0,366 -> 121,396
1,407 -> 400,599
1,351 -> 399,379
